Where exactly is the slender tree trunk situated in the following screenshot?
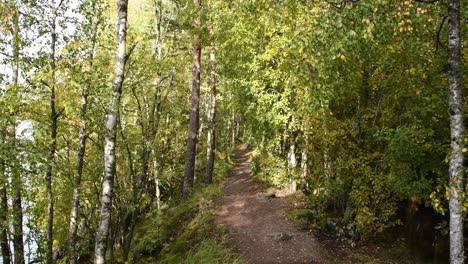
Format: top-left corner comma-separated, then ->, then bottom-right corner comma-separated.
235,118 -> 240,141
155,172 -> 161,210
182,0 -> 202,199
121,34 -> 164,259
0,80 -> 10,264
10,7 -> 24,264
287,138 -> 297,193
149,0 -> 163,211
68,26 -> 97,263
5,125 -> 23,264
94,0 -> 128,263
117,119 -> 136,262
45,2 -> 60,262
205,23 -> 217,185
231,113 -> 236,147
121,215 -> 136,262
300,138 -> 308,189
121,95 -> 149,261
194,121 -> 204,182
447,0 -> 464,263
152,0 -> 162,58
10,129 -> 24,264
0,162 -> 10,264
67,116 -> 87,264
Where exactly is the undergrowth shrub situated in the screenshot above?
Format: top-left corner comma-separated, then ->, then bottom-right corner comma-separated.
250,148 -> 288,187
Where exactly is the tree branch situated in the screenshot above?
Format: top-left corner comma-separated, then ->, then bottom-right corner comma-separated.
0,51 -> 12,58
57,0 -> 66,9
55,107 -> 65,120
124,42 -> 138,64
435,15 -> 447,52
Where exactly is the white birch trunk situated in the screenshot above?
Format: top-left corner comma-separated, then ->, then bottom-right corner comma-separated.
94,0 -> 128,263
447,0 -> 465,263
288,140 -> 297,193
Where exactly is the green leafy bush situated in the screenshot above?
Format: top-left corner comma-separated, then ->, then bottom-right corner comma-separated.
250,148 -> 288,188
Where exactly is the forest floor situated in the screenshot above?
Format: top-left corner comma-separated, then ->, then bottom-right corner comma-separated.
215,145 -> 326,264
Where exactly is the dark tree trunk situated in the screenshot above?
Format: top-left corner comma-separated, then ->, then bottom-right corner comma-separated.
10,7 -> 24,264
447,0 -> 464,263
0,167 -> 10,264
94,0 -> 128,263
300,127 -> 308,191
9,124 -> 24,264
45,1 -> 61,263
68,24 -> 97,263
205,22 -> 217,185
0,80 -> 10,263
182,0 -> 202,199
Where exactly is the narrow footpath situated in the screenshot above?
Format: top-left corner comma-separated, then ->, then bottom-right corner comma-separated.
215,145 -> 325,264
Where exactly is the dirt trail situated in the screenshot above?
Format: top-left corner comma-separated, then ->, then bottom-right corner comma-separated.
215,145 -> 325,264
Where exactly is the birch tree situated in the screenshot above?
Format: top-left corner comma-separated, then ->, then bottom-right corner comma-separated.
94,0 -> 128,262
446,0 -> 464,262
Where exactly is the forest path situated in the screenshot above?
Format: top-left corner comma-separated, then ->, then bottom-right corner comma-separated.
215,145 -> 326,264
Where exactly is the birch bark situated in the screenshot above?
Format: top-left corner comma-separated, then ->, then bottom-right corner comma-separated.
94,0 -> 128,262
447,0 -> 464,263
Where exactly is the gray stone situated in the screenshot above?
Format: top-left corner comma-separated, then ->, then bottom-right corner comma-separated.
270,232 -> 293,241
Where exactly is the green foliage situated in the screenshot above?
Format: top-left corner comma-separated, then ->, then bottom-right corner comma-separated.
219,0 -> 467,240
250,148 -> 288,188
130,159 -> 238,263
184,238 -> 242,264
287,208 -> 315,230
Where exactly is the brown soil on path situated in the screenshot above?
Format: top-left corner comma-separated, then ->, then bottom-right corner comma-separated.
215,145 -> 326,264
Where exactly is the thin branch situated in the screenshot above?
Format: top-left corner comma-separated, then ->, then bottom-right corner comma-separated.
124,42 -> 138,63
435,15 -> 447,52
0,51 -> 13,58
55,107 -> 65,119
40,80 -> 51,89
57,0 -> 66,9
